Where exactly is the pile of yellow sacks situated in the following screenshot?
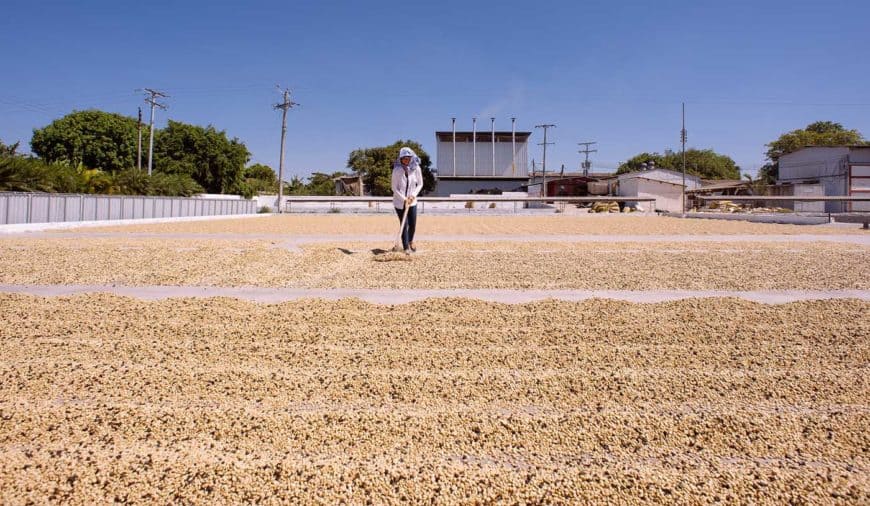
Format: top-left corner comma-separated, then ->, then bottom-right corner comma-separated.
590,201 -> 621,213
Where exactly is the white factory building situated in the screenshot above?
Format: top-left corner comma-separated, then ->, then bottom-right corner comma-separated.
778,146 -> 870,212
433,120 -> 531,196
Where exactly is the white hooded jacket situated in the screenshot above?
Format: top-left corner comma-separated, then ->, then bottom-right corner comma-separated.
392,147 -> 424,209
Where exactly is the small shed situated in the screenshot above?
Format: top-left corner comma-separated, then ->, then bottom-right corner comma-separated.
618,176 -> 686,213
544,176 -> 598,197
333,175 -> 364,196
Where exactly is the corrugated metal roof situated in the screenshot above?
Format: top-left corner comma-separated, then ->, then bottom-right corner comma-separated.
624,175 -> 686,187
436,176 -> 528,181
694,180 -> 749,191
618,168 -> 701,185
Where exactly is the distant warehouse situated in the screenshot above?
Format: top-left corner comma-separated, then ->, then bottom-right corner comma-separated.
617,168 -> 701,214
433,120 -> 531,196
778,146 -> 870,212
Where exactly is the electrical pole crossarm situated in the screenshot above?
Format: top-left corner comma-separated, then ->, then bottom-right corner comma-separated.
578,141 -> 598,176
141,88 -> 169,176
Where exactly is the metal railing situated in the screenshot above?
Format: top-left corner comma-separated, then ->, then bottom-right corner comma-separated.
697,196 -> 870,202
695,195 -> 870,228
1,192 -> 257,225
696,195 -> 870,214
282,196 -> 657,214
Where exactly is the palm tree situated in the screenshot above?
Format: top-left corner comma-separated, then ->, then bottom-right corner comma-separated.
743,173 -> 768,209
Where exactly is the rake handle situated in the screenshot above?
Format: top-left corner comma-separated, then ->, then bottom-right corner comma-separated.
394,203 -> 411,250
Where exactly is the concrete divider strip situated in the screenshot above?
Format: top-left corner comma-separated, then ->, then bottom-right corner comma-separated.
1,284 -> 867,304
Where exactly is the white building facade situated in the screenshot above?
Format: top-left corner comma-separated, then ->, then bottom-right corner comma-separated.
616,169 -> 700,213
778,146 -> 870,212
618,176 -> 686,213
433,127 -> 531,196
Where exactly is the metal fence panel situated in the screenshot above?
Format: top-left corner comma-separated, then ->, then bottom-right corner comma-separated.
122,197 -> 135,219
13,195 -> 28,223
3,194 -> 29,224
60,195 -> 77,221
1,192 -> 256,225
108,197 -> 119,220
99,197 -> 110,220
29,195 -> 47,223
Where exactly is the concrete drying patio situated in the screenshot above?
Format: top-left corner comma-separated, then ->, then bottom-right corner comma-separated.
2,214 -> 868,504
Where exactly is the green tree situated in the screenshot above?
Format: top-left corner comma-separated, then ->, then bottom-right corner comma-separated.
284,175 -> 307,195
0,157 -> 204,196
146,172 -> 205,197
301,171 -> 348,195
76,165 -> 115,194
30,110 -> 141,171
0,139 -> 21,157
112,168 -> 152,195
245,163 -> 277,182
347,140 -> 435,195
742,173 -> 768,196
616,148 -> 740,180
0,156 -> 80,192
243,163 -> 278,194
153,120 -> 250,194
616,152 -> 661,174
760,121 -> 868,183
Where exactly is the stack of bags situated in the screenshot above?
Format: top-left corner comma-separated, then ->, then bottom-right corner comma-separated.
709,200 -> 742,213
590,201 -> 620,213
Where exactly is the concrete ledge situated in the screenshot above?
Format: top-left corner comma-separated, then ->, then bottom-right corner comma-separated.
833,214 -> 870,229
1,284 -> 867,304
683,213 -> 831,225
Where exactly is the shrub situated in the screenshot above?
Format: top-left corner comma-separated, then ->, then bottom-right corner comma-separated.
0,156 -> 79,193
147,172 -> 205,197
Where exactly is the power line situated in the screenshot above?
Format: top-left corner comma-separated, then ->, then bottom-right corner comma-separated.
535,124 -> 555,198
0,98 -> 55,115
140,88 -> 168,176
274,87 -> 299,213
577,141 -> 598,176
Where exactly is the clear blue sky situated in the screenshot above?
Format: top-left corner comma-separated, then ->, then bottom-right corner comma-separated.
2,0 -> 869,180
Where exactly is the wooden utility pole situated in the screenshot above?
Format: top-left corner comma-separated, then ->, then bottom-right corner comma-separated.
681,102 -> 687,215
577,141 -> 597,176
274,87 -> 298,213
137,107 -> 143,171
535,124 -> 555,198
142,89 -> 168,176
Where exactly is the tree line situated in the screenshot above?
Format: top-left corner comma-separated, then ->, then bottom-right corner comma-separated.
615,121 -> 867,183
2,109 -> 865,197
0,109 -> 436,198
0,110 -> 273,197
